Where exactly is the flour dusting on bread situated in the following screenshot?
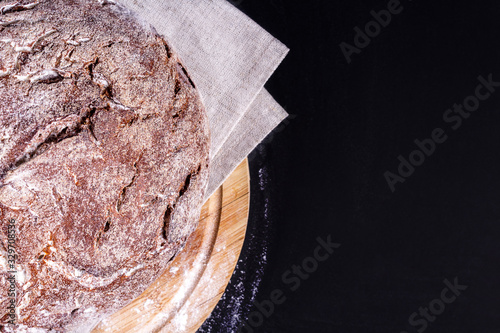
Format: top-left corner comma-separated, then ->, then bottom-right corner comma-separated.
0,0 -> 210,331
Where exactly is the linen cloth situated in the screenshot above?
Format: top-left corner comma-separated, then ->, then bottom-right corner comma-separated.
118,0 -> 289,199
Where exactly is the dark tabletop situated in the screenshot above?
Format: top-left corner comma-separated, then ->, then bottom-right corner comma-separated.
199,1 -> 500,332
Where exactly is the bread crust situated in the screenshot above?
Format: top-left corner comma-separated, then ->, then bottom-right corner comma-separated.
0,0 -> 210,331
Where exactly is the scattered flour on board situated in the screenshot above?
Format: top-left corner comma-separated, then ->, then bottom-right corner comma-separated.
171,307 -> 189,332
143,298 -> 155,310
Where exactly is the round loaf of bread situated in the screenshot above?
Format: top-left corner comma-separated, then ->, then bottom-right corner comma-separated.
0,0 -> 210,331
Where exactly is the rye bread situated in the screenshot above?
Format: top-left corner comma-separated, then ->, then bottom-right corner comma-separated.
0,0 -> 210,331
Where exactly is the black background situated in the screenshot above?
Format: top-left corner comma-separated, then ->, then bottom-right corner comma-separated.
200,1 -> 500,332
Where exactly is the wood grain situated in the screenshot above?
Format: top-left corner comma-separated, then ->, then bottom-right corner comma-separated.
93,159 -> 250,332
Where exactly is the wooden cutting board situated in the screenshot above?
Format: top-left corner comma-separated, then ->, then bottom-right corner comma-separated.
93,159 -> 250,332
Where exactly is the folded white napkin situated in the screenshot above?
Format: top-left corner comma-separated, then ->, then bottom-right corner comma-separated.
119,0 -> 289,199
